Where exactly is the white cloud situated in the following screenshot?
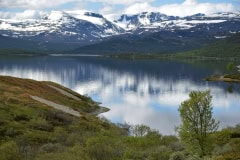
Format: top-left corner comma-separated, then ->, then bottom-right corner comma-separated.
124,0 -> 235,17
89,0 -> 154,6
0,0 -> 154,10
0,0 -> 75,10
158,1 -> 235,17
99,5 -> 115,15
0,0 -> 237,19
0,10 -> 46,20
183,0 -> 197,5
124,2 -> 156,14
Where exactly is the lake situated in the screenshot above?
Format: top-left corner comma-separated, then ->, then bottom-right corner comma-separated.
0,55 -> 240,135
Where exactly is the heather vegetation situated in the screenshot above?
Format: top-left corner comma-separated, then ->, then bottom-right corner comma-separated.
0,76 -> 240,160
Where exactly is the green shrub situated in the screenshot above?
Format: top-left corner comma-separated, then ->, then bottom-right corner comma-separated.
146,130 -> 162,140
29,117 -> 53,132
0,141 -> 22,160
52,127 -> 68,144
169,141 -> 185,152
45,111 -> 73,126
161,135 -> 178,146
212,143 -> 232,155
67,144 -> 90,160
18,131 -> 54,145
169,151 -> 185,160
213,129 -> 231,146
38,143 -> 65,153
123,150 -> 148,160
2,126 -> 22,138
86,135 -> 124,160
213,152 -> 240,160
148,146 -> 172,160
14,114 -> 30,121
186,154 -> 201,160
229,138 -> 240,152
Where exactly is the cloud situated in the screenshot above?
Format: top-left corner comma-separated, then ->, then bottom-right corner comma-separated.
183,0 -> 197,5
0,0 -> 75,10
88,0 -> 154,6
0,0 -> 154,10
124,0 -> 236,16
99,5 -> 115,15
158,1 -> 235,17
124,2 -> 156,14
0,10 -> 46,19
0,0 -> 237,19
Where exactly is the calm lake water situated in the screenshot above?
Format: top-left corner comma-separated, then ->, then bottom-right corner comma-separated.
0,55 -> 240,134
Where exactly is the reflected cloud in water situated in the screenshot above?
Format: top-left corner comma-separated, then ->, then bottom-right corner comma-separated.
0,57 -> 240,134
75,72 -> 240,134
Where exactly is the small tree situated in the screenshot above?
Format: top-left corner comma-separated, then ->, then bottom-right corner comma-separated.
226,62 -> 235,74
132,124 -> 151,137
178,90 -> 219,157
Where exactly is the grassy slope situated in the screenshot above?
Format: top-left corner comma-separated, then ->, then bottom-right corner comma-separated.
0,76 -> 181,160
0,76 -> 122,159
0,76 -> 101,113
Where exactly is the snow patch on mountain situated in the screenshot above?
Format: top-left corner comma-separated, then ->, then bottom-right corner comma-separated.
112,12 -> 237,31
0,20 -> 48,31
0,10 -> 239,43
66,10 -> 105,26
208,12 -> 240,18
0,10 -> 124,42
48,11 -> 64,21
185,20 -> 227,24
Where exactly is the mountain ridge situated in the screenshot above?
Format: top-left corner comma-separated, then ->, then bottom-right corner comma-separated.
0,10 -> 240,53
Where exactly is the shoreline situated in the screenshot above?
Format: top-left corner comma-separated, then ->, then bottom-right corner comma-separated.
205,74 -> 240,83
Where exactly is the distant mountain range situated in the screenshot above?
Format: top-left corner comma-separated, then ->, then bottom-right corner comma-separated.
0,11 -> 240,54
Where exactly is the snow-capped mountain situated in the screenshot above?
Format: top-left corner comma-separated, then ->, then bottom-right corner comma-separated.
0,10 -> 240,46
113,12 -> 179,30
113,11 -> 240,32
0,11 -> 124,44
72,11 -> 240,54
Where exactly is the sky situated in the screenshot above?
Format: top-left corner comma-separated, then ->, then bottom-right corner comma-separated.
0,0 -> 239,19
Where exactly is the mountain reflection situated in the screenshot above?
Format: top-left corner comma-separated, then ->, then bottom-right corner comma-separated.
0,56 -> 239,134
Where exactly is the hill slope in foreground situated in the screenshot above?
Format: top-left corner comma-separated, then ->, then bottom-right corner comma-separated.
1,76 -> 240,160
0,76 -> 122,160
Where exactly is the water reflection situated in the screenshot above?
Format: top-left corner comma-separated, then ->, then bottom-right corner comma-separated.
0,56 -> 239,134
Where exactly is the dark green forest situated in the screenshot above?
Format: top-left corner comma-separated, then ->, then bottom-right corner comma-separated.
180,33 -> 240,58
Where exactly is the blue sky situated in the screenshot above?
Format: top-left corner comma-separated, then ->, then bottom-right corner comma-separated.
0,0 -> 239,19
